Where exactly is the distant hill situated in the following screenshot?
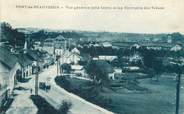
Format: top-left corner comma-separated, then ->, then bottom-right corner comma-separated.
16,28 -> 184,43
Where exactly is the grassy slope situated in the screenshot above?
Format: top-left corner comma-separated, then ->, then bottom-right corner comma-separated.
55,76 -> 180,114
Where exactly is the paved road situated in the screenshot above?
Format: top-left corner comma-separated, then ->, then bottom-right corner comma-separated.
38,65 -> 114,114
6,90 -> 37,114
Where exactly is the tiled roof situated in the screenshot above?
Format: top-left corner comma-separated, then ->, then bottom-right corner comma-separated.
27,50 -> 41,61
0,62 -> 10,93
16,54 -> 33,67
0,46 -> 18,69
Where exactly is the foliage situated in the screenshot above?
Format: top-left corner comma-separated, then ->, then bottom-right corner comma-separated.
30,95 -> 59,114
170,32 -> 184,42
58,100 -> 72,114
85,60 -> 111,86
55,76 -> 71,89
61,63 -> 71,73
1,22 -> 25,47
62,31 -> 86,38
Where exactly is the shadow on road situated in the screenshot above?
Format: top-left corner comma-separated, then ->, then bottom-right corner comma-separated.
30,95 -> 59,114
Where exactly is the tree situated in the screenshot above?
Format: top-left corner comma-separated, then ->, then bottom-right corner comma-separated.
142,49 -> 155,68
170,32 -> 184,42
85,60 -> 111,87
152,58 -> 164,81
1,22 -> 25,47
142,49 -> 164,81
58,100 -> 72,114
60,63 -> 71,73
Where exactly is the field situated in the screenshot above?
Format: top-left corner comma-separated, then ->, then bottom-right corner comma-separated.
55,74 -> 184,114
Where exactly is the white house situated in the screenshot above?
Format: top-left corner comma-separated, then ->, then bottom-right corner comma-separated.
61,48 -> 81,65
130,43 -> 141,49
170,44 -> 182,52
102,42 -> 112,47
16,54 -> 33,78
98,55 -> 117,62
129,54 -> 142,63
71,47 -> 80,55
71,65 -> 85,77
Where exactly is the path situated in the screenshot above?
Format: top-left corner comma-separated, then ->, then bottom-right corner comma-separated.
38,65 -> 114,114
5,89 -> 37,114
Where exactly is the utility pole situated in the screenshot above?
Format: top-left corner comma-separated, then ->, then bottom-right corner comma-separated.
35,62 -> 39,95
176,73 -> 181,114
56,55 -> 60,76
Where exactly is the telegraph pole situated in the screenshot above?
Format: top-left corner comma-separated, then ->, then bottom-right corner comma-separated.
176,73 -> 181,114
35,62 -> 39,95
56,55 -> 60,76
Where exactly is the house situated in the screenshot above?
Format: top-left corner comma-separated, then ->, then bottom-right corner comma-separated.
0,47 -> 21,107
114,68 -> 122,74
113,68 -> 123,80
170,44 -> 183,52
102,42 -> 112,47
0,62 -> 10,108
60,49 -> 71,64
67,53 -> 81,65
54,35 -> 67,49
98,55 -> 117,62
44,38 -> 54,47
71,47 -> 80,55
0,62 -> 21,107
130,43 -> 141,50
71,65 -> 85,77
69,48 -> 81,64
55,48 -> 64,56
62,48 -> 81,65
41,46 -> 55,55
129,54 -> 143,63
16,54 -> 33,78
122,66 -> 143,73
27,50 -> 43,67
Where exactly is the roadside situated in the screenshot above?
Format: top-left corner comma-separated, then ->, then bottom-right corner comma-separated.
55,73 -> 184,114
5,89 -> 37,114
38,65 -> 114,114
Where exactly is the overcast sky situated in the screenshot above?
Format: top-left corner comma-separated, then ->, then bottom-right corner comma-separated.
1,0 -> 184,33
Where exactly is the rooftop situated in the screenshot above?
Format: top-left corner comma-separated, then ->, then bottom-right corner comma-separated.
0,46 -> 18,69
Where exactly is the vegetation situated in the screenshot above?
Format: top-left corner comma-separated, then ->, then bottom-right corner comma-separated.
58,100 -> 72,114
85,60 -> 111,87
30,95 -> 59,114
1,22 -> 25,47
60,63 -> 71,73
55,76 -> 113,109
55,75 -> 178,114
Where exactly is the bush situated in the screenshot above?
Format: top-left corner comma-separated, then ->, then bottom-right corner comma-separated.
30,95 -> 59,114
55,76 -> 71,90
58,100 -> 72,114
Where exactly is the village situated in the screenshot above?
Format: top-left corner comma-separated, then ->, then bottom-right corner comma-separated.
0,22 -> 184,114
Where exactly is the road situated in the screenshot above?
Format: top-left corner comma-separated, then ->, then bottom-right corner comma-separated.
5,83 -> 37,114
37,64 -> 114,114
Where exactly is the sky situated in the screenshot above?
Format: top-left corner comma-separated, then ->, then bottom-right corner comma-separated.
1,0 -> 184,33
